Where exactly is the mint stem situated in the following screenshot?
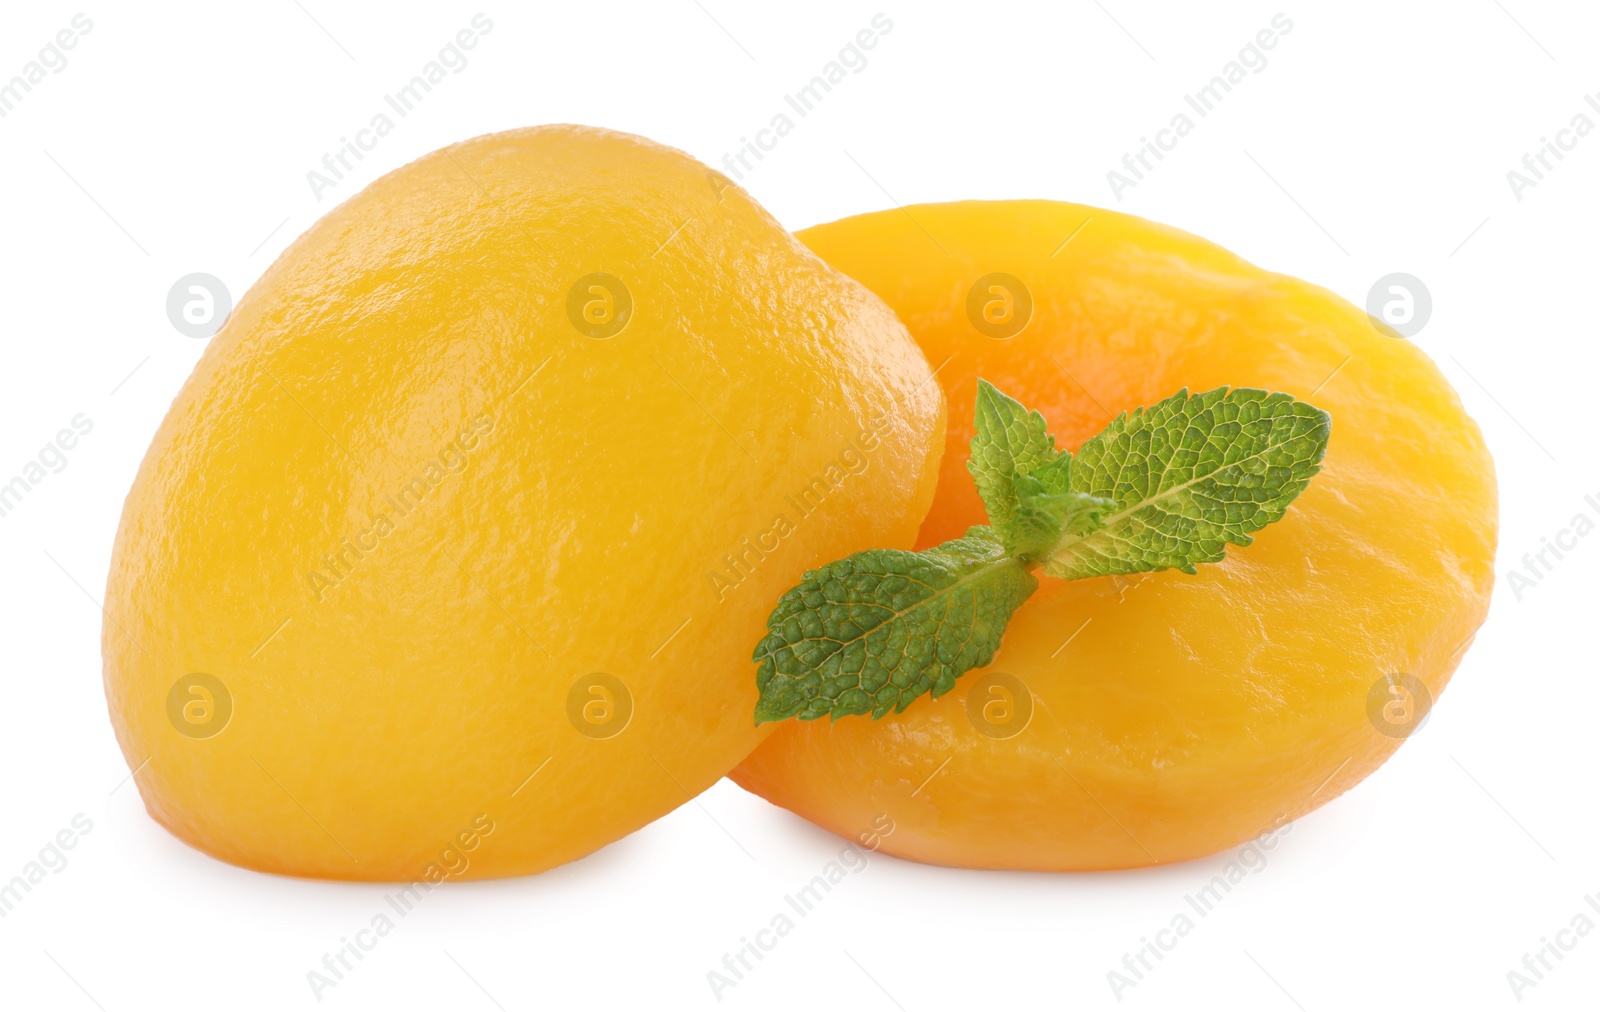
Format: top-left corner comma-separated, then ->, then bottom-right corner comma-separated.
753,381 -> 1330,723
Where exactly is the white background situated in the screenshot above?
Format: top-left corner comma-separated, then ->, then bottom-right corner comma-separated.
1,1 -> 1596,1009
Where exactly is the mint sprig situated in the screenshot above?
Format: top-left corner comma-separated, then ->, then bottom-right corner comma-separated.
1040,385 -> 1331,579
966,379 -> 1059,534
753,380 -> 1331,723
751,527 -> 1036,722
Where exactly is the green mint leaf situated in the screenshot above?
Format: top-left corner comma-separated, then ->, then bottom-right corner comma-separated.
1040,387 -> 1330,580
751,379 -> 1330,724
1008,473 -> 1114,559
1019,448 -> 1073,493
967,379 -> 1058,534
753,526 -> 1037,723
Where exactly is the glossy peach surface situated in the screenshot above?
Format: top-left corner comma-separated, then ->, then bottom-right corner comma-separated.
103,126 -> 944,880
733,200 -> 1497,869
